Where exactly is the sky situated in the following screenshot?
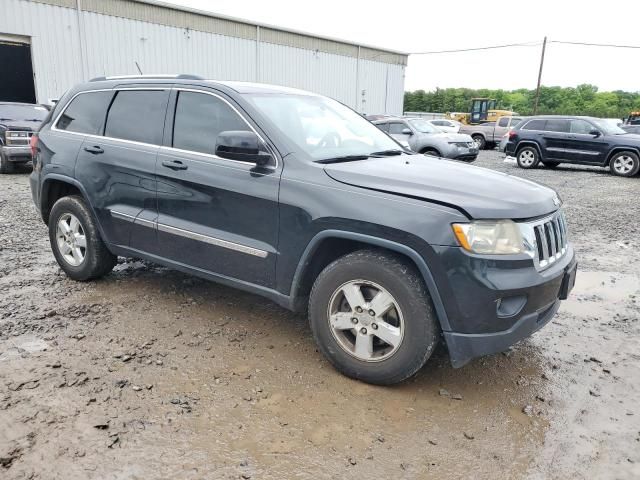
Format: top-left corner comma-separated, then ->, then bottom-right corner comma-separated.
162,0 -> 640,93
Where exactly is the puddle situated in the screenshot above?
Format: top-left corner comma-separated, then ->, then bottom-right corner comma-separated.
0,335 -> 49,361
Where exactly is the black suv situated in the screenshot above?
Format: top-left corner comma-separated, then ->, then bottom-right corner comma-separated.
30,75 -> 577,385
505,115 -> 640,177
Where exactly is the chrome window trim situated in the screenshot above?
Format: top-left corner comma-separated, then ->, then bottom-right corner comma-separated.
169,87 -> 279,169
109,210 -> 268,258
50,87 -> 279,169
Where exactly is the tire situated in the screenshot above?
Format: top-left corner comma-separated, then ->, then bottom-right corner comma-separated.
472,135 -> 486,150
0,151 -> 15,174
49,195 -> 117,281
309,249 -> 439,385
422,148 -> 441,157
542,161 -> 561,168
609,151 -> 640,177
516,146 -> 540,169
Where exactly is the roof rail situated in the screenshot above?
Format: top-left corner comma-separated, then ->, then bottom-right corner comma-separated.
89,74 -> 205,82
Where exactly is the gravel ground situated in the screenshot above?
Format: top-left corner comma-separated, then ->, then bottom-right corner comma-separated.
0,151 -> 638,479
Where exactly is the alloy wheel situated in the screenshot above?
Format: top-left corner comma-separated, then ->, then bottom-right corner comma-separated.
56,213 -> 87,266
612,155 -> 635,175
327,280 -> 404,362
519,150 -> 536,166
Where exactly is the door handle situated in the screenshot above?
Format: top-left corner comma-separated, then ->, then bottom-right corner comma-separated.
161,160 -> 188,171
83,145 -> 104,154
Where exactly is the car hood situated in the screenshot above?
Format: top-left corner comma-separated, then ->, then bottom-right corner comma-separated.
323,155 -> 559,219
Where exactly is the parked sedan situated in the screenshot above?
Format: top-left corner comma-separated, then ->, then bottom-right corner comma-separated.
427,118 -> 461,133
373,117 -> 478,161
0,102 -> 49,173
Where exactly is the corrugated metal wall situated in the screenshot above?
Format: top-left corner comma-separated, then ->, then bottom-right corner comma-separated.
1,0 -> 406,114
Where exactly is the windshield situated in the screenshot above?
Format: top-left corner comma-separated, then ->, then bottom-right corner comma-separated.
592,118 -> 626,135
408,118 -> 440,134
245,94 -> 400,161
0,104 -> 48,122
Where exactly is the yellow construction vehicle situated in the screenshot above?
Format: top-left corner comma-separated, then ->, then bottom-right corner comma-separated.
448,98 -> 515,125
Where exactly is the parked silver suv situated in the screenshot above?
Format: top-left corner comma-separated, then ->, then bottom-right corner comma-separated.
373,117 -> 478,161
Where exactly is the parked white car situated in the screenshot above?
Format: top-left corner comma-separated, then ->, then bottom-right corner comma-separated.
427,119 -> 461,133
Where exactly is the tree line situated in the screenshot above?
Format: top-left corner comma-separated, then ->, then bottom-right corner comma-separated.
403,84 -> 640,119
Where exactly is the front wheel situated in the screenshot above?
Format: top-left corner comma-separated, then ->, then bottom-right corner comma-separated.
472,135 -> 486,150
609,151 -> 640,177
49,195 -> 117,281
422,148 -> 441,157
309,250 -> 439,385
516,146 -> 540,169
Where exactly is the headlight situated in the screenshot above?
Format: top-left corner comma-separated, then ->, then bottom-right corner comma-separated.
452,220 -> 525,254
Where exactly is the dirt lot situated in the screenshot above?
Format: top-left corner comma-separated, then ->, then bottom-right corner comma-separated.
1,151 -> 639,479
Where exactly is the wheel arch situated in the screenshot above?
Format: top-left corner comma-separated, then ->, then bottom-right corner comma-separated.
604,147 -> 640,166
419,146 -> 442,156
289,230 -> 451,331
515,140 -> 542,158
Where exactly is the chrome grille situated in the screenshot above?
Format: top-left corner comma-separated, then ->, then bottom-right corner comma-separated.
6,130 -> 33,146
520,210 -> 569,271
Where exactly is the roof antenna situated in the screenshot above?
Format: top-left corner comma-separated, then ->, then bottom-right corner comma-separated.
135,61 -> 143,75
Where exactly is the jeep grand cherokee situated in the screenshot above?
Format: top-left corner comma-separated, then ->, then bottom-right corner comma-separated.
30,75 -> 577,385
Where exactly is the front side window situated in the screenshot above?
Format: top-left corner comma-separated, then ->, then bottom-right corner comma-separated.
104,90 -> 168,144
245,93 -> 400,161
56,91 -> 113,135
172,91 -> 249,155
388,122 -> 409,135
570,119 -> 595,135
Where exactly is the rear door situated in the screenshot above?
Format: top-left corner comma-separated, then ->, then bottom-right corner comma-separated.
566,118 -> 609,164
540,119 -> 570,160
74,87 -> 169,251
155,87 -> 281,288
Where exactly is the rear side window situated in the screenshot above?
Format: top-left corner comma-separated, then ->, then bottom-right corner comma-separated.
545,119 -> 569,133
172,91 -> 249,155
105,90 -> 168,144
522,119 -> 546,131
56,91 -> 113,135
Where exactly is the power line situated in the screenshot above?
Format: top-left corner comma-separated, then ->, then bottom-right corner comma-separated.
410,41 -> 541,55
550,40 -> 640,49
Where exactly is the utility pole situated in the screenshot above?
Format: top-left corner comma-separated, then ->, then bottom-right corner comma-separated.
533,36 -> 547,115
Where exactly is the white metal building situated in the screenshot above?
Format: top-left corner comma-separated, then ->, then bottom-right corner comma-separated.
0,0 -> 408,114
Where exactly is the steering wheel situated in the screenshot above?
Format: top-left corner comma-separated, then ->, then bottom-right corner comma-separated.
318,132 -> 341,148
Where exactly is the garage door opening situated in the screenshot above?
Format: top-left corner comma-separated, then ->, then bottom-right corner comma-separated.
0,39 -> 36,103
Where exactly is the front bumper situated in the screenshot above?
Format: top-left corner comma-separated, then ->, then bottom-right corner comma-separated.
2,145 -> 32,163
432,244 -> 576,367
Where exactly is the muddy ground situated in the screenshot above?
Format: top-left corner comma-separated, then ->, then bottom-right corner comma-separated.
1,151 -> 638,479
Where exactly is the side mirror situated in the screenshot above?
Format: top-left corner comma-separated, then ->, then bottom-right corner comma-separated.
215,131 -> 272,166
589,130 -> 601,137
401,128 -> 413,135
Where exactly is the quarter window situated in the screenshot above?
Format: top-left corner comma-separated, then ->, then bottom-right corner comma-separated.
172,91 -> 249,155
104,90 -> 168,145
56,91 -> 113,135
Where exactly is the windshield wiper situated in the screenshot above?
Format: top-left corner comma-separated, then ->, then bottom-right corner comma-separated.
316,155 -> 371,164
369,149 -> 406,156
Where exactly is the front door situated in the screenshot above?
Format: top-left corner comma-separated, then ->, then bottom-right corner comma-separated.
565,118 -> 609,164
155,88 -> 280,288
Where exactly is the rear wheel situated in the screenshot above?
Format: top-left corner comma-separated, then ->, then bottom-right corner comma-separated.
49,195 -> 117,281
609,151 -> 640,177
472,135 -> 486,150
309,250 -> 439,385
516,146 -> 540,169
